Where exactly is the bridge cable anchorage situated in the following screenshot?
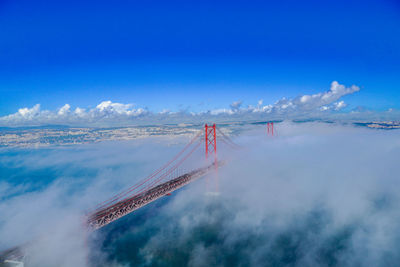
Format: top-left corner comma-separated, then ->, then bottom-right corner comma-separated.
89,131 -> 202,213
87,139 -> 202,221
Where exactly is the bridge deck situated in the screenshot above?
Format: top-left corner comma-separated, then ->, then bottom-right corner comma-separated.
87,162 -> 220,230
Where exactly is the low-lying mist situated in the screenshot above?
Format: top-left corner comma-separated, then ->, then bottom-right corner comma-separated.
1,122 -> 400,266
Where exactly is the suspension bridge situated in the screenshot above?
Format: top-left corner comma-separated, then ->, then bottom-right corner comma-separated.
0,122 -> 276,265
0,123 -> 248,265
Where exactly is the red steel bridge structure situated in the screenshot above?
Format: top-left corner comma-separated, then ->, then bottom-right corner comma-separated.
1,123 -> 240,263
86,123 -> 239,230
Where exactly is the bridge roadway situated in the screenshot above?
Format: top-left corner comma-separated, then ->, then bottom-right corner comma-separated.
87,161 -> 221,230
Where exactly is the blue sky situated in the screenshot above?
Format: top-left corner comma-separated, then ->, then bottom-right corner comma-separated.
1,0 -> 400,118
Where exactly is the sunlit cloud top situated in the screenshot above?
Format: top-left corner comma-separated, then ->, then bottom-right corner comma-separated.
0,81 -> 397,127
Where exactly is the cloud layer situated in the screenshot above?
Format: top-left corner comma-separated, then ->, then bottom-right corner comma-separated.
96,122 -> 400,266
0,81 -> 383,127
2,122 -> 400,266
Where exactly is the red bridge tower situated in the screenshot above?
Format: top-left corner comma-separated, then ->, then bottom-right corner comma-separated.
205,124 -> 218,192
205,123 -> 217,159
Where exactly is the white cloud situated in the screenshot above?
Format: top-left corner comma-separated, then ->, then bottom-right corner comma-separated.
209,81 -> 358,117
230,100 -> 243,111
58,104 -> 71,115
0,101 -> 149,127
260,81 -> 359,114
210,108 -> 234,115
74,107 -> 86,117
0,82 -> 366,127
17,104 -> 41,118
320,105 -> 330,111
96,101 -> 133,115
334,100 -> 347,110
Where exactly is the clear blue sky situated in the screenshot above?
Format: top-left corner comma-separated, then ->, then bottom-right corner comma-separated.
1,0 -> 399,116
